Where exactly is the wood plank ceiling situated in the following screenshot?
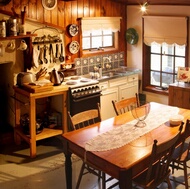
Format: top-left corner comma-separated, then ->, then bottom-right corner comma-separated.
110,0 -> 190,5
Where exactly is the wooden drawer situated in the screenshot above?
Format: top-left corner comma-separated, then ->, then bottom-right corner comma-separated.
127,74 -> 138,82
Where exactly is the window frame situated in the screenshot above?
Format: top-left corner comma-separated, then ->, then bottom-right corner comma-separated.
142,16 -> 189,95
79,30 -> 119,58
142,43 -> 188,95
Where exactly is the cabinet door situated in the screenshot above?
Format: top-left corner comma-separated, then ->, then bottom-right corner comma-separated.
119,81 -> 138,100
101,87 -> 118,120
169,86 -> 190,109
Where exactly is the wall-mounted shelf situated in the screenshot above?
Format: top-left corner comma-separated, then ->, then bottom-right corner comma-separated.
0,34 -> 37,41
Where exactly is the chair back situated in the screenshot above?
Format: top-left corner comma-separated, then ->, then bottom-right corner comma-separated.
144,123 -> 184,186
173,119 -> 190,162
112,93 -> 140,115
68,103 -> 101,130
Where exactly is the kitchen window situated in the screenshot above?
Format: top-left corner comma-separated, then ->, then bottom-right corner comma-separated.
145,43 -> 186,90
79,17 -> 121,57
82,30 -> 114,51
142,16 -> 188,94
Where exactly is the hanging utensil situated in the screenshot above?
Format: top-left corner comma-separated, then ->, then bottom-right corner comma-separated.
52,44 -> 56,63
49,43 -> 52,63
59,43 -> 64,62
55,43 -> 59,62
38,47 -> 43,64
44,45 -> 48,64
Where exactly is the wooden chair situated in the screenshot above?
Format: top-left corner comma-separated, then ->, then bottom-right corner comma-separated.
68,103 -> 106,189
170,119 -> 190,189
132,123 -> 184,189
112,93 -> 140,115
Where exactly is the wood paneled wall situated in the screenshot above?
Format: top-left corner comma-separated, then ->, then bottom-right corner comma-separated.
0,0 -> 126,63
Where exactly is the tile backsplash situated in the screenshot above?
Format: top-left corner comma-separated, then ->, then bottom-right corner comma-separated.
74,52 -> 124,76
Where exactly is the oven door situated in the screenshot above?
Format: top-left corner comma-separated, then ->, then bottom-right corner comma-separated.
69,93 -> 101,116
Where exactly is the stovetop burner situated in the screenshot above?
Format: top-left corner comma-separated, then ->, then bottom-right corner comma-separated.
64,75 -> 99,88
66,81 -> 78,85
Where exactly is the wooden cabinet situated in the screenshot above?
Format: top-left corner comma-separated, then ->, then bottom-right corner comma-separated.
13,85 -> 68,158
100,82 -> 118,120
169,83 -> 190,109
119,74 -> 138,100
100,74 -> 138,120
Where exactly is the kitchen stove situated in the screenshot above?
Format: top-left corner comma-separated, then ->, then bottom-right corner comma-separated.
64,75 -> 101,121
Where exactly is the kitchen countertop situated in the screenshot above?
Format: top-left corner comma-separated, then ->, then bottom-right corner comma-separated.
83,68 -> 141,82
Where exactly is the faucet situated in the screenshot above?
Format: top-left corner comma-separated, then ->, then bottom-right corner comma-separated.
102,57 -> 111,69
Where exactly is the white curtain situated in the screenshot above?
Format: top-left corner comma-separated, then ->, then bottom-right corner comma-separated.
81,17 -> 122,32
143,16 -> 187,46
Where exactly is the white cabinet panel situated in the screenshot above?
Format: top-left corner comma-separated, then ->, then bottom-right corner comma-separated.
100,74 -> 138,120
100,87 -> 118,120
119,81 -> 138,100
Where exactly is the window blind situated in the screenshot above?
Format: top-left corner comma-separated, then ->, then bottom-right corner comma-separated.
81,17 -> 122,32
143,16 -> 187,46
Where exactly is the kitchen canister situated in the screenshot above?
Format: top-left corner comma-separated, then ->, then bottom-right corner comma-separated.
0,20 -> 6,37
7,17 -> 17,36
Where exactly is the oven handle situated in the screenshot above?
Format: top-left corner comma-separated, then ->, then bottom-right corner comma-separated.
73,93 -> 101,102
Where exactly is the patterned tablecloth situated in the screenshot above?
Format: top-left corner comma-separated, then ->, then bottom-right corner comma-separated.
85,105 -> 180,152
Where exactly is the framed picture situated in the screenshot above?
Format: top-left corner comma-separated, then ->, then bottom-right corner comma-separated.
177,67 -> 190,82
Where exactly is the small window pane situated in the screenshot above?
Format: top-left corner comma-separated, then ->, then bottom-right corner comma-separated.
82,38 -> 90,49
92,37 -> 102,48
151,55 -> 161,71
151,71 -> 160,86
162,73 -> 173,86
162,45 -> 174,55
151,44 -> 161,53
175,57 -> 185,73
103,30 -> 112,35
83,30 -> 91,36
162,56 -> 174,73
91,30 -> 102,35
176,45 -> 185,56
103,36 -> 112,47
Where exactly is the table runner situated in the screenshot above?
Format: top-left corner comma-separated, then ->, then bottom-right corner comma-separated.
85,105 -> 180,152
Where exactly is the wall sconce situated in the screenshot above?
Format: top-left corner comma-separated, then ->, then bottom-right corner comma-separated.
141,2 -> 148,12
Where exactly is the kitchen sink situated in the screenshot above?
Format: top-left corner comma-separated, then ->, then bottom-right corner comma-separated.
97,72 -> 121,81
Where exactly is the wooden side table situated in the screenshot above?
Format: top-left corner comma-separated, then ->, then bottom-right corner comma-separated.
13,85 -> 68,158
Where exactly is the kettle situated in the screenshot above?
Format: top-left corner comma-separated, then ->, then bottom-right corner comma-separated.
50,68 -> 64,86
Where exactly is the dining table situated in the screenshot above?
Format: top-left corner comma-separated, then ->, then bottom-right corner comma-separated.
62,102 -> 190,189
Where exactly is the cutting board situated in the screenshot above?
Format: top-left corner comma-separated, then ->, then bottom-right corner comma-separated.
22,83 -> 54,93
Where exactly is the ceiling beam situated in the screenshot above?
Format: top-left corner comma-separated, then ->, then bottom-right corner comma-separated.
110,0 -> 190,6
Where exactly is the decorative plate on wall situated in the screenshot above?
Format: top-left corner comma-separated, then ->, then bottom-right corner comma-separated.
69,41 -> 80,54
69,24 -> 79,37
126,28 -> 139,45
42,0 -> 57,10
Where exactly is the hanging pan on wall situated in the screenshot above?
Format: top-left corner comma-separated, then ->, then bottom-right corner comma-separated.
0,0 -> 11,6
125,28 -> 139,45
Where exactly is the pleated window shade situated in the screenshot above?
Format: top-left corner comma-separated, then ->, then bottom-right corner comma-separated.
143,16 -> 187,46
81,17 -> 122,32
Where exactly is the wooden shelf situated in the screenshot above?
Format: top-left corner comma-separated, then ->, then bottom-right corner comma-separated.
15,127 -> 62,143
0,34 -> 37,41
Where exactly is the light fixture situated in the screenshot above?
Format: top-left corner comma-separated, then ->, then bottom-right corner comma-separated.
141,2 -> 148,12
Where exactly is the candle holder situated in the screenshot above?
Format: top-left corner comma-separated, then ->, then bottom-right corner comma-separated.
131,103 -> 150,128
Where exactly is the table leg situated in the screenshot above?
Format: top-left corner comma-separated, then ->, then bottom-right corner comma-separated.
119,170 -> 132,189
65,153 -> 72,189
30,97 -> 36,158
